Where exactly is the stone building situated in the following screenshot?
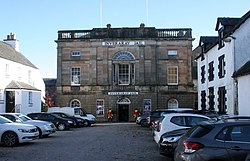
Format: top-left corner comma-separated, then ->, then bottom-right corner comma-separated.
55,24 -> 196,122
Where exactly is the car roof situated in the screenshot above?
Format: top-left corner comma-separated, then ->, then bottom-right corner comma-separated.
162,113 -> 209,118
198,115 -> 250,127
154,108 -> 193,112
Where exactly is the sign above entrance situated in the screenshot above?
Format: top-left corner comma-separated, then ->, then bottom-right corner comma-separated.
102,41 -> 145,46
108,92 -> 138,95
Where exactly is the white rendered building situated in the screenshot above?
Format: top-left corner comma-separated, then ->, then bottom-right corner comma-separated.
196,11 -> 250,115
0,33 -> 45,115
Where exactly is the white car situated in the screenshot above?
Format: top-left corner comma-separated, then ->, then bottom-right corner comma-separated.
0,113 -> 56,138
153,113 -> 210,143
0,116 -> 39,146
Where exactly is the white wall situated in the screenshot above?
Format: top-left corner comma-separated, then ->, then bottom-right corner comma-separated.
238,75 -> 250,115
0,57 -> 45,114
234,18 -> 250,71
197,41 -> 235,114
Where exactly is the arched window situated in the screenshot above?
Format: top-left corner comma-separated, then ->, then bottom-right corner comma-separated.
112,51 -> 135,85
168,99 -> 178,109
70,99 -> 81,107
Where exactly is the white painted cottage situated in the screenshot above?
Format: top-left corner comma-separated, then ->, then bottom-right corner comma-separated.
196,11 -> 250,115
0,33 -> 45,115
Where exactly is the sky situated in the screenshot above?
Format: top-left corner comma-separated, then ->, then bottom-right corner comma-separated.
0,0 -> 250,78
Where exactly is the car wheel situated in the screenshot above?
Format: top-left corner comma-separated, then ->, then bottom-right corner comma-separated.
2,131 -> 19,147
37,127 -> 42,138
84,120 -> 91,127
57,123 -> 66,131
141,120 -> 148,127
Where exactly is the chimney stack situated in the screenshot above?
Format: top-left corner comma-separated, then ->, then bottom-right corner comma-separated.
3,32 -> 20,52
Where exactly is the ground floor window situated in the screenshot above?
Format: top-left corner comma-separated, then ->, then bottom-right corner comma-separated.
70,99 -> 81,107
168,98 -> 178,109
96,99 -> 104,117
208,87 -> 215,111
218,86 -> 227,114
143,99 -> 151,114
201,90 -> 206,111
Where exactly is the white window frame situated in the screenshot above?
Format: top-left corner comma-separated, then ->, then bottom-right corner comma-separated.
5,64 -> 10,77
118,64 -> 130,85
28,70 -> 32,84
167,66 -> 178,85
168,50 -> 177,56
70,99 -> 81,107
168,98 -> 178,109
71,67 -> 80,86
71,51 -> 80,57
28,91 -> 33,105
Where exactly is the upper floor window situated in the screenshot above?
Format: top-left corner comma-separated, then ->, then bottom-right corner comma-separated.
167,66 -> 178,85
71,67 -> 80,85
28,70 -> 32,84
168,50 -> 177,56
5,64 -> 10,77
208,61 -> 214,81
112,51 -> 135,85
71,51 -> 80,56
218,31 -> 225,49
18,67 -> 22,80
201,65 -> 205,84
218,55 -> 226,78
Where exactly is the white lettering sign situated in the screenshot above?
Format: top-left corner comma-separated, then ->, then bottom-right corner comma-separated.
102,41 -> 145,46
108,92 -> 139,95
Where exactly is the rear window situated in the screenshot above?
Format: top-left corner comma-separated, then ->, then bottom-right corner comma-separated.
186,125 -> 212,138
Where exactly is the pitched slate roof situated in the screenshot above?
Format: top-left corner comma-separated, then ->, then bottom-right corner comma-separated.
0,41 -> 37,69
215,18 -> 241,31
6,81 -> 40,91
233,60 -> 250,78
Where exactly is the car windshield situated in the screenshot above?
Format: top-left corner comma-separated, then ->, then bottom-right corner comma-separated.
0,116 -> 13,124
16,114 -> 32,121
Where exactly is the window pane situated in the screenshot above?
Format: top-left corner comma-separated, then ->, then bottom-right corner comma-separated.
71,67 -> 80,85
168,66 -> 178,84
168,99 -> 178,109
168,50 -> 177,56
118,64 -> 130,85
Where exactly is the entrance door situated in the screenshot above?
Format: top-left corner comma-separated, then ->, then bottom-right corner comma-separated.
6,91 -> 15,112
118,104 -> 129,122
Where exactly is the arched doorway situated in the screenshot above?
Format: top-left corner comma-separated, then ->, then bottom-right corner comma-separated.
117,97 -> 131,122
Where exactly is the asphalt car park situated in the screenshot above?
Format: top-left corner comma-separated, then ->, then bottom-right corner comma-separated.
0,123 -> 170,161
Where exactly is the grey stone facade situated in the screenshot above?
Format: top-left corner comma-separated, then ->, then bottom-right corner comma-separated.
55,25 -> 196,122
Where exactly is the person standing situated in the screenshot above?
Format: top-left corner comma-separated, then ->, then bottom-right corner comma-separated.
107,108 -> 113,122
133,108 -> 140,121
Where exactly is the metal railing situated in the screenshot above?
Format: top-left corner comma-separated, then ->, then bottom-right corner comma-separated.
57,28 -> 192,40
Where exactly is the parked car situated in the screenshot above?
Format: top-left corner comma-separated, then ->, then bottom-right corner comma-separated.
175,116 -> 250,161
153,113 -> 210,144
136,113 -> 150,127
27,113 -> 71,131
0,113 -> 56,138
47,107 -> 96,126
49,112 -> 87,127
0,115 -> 39,146
158,128 -> 190,157
147,108 -> 196,128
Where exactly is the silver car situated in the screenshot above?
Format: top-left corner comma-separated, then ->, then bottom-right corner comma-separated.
0,113 -> 56,138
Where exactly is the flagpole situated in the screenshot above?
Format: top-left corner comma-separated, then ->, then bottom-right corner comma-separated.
146,0 -> 148,26
100,0 -> 103,28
